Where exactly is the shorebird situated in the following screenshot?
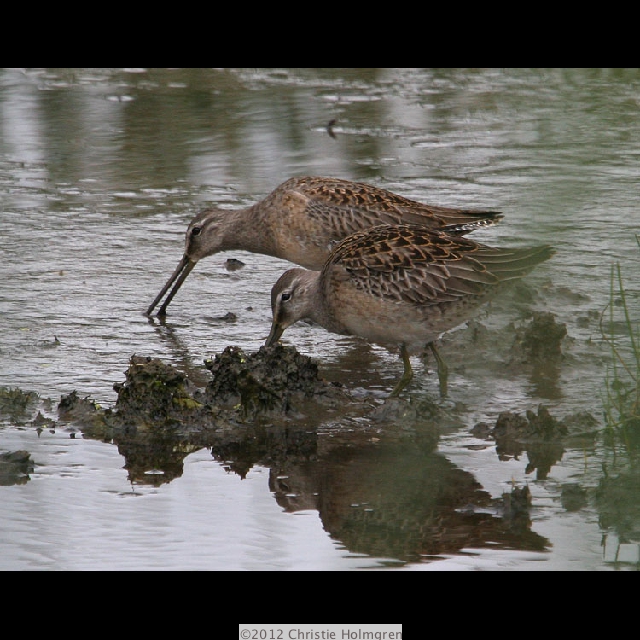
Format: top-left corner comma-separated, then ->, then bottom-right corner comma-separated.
265,224 -> 555,398
146,176 -> 503,317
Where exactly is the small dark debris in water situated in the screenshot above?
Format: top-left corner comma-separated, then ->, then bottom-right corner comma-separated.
37,336 -> 61,348
595,465 -> 640,538
224,258 -> 245,271
0,450 -> 35,486
205,312 -> 237,323
511,311 -> 567,362
326,119 -> 337,138
465,444 -> 489,451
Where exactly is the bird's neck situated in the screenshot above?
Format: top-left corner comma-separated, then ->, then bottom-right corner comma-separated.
224,205 -> 278,256
304,272 -> 346,335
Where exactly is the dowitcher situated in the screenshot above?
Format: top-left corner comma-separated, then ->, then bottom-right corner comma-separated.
265,224 -> 555,397
146,176 -> 503,317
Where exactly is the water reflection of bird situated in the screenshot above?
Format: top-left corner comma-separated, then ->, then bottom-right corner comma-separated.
146,176 -> 503,317
266,224 -> 555,397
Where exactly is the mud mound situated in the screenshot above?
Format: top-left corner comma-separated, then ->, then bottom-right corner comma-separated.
512,311 -> 567,362
0,450 -> 34,486
0,387 -> 39,424
111,355 -> 204,431
202,344 -> 345,418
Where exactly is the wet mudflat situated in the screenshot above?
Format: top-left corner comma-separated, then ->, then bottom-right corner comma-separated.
1,68 -> 639,570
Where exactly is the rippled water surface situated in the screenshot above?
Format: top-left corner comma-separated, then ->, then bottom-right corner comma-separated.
1,68 -> 639,570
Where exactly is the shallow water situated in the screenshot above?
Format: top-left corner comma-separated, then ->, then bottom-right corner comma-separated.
1,68 -> 639,570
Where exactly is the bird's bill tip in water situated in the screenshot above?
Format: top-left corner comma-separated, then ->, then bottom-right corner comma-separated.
265,322 -> 285,347
145,254 -> 195,316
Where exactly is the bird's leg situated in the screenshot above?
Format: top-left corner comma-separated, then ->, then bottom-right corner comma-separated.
389,344 -> 414,397
427,341 -> 448,398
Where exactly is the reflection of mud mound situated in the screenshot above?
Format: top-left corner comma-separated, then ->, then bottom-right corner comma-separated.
312,444 -> 548,562
596,466 -> 640,544
474,405 -> 565,479
214,423 -> 321,480
263,423 -> 548,562
115,436 -> 201,486
472,405 -> 598,480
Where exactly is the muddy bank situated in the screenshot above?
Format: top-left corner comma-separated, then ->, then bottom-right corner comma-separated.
0,309 -> 601,486
0,350 -> 555,561
0,333 -> 613,563
1,331 -> 599,488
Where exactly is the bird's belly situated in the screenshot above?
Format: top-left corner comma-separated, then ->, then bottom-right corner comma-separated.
330,287 -> 485,354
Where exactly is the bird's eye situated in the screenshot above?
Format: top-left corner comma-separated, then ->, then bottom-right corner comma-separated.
191,226 -> 202,237
281,292 -> 291,302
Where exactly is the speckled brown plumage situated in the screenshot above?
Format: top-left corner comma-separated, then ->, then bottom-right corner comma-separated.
266,224 -> 555,397
146,176 -> 503,316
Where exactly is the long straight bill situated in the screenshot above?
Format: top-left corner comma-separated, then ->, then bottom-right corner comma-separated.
265,322 -> 285,347
145,255 -> 196,316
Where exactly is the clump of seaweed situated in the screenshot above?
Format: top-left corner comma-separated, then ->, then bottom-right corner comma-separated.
601,235 -> 640,453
